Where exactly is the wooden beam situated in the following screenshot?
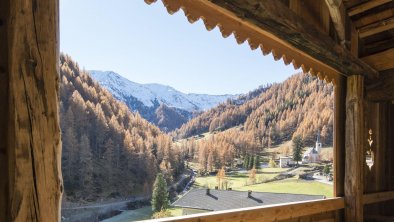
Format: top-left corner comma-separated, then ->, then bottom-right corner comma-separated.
362,48 -> 394,71
154,198 -> 345,222
348,0 -> 392,17
208,0 -> 377,78
363,191 -> 394,205
359,17 -> 394,38
7,0 -> 62,221
334,75 -> 346,221
352,7 -> 394,28
345,75 -> 365,222
0,0 -> 9,221
366,70 -> 394,101
325,0 -> 346,44
363,37 -> 394,57
334,75 -> 346,198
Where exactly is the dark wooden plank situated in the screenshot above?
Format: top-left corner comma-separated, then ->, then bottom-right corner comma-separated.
334,75 -> 346,197
0,0 -> 9,221
364,191 -> 394,205
362,37 -> 394,57
210,0 -> 378,79
359,17 -> 394,38
362,48 -> 394,71
345,75 -> 364,222
348,0 -> 392,16
7,0 -> 62,221
352,7 -> 394,28
366,70 -> 394,102
334,75 -> 346,222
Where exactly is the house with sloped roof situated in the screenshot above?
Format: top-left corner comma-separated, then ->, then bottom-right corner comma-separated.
172,189 -> 325,215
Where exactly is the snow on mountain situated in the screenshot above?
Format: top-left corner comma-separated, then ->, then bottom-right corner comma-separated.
89,70 -> 235,112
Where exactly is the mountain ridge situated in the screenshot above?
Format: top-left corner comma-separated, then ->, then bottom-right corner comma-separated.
90,70 -> 236,131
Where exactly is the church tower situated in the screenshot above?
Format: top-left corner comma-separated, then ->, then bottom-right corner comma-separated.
315,130 -> 322,152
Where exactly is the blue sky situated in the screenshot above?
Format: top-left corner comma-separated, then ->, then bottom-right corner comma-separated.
60,0 -> 298,95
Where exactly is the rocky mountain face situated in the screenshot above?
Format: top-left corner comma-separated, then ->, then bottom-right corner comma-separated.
90,70 -> 236,131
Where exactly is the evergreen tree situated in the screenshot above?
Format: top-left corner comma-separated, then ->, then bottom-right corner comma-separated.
248,155 -> 254,170
243,154 -> 249,169
292,136 -> 304,165
151,173 -> 169,212
254,155 -> 261,169
323,164 -> 330,176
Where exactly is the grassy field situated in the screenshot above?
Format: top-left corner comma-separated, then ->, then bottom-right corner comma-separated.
193,169 -> 283,189
260,168 -> 288,173
238,178 -> 333,197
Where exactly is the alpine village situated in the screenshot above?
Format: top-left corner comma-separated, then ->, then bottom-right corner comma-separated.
1,1 -> 394,222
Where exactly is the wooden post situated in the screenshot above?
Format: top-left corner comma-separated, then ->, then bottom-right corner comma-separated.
0,0 -> 10,221
345,75 -> 365,222
334,75 -> 346,197
6,0 -> 62,221
334,75 -> 346,221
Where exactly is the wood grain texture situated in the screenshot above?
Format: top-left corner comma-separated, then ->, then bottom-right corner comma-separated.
7,0 -> 62,221
152,198 -> 344,222
359,17 -> 394,38
363,191 -> 394,205
334,75 -> 346,222
289,0 -> 331,35
0,0 -> 10,221
362,48 -> 394,71
325,0 -> 346,43
345,75 -> 364,222
352,7 -> 394,28
366,71 -> 394,102
348,0 -> 392,16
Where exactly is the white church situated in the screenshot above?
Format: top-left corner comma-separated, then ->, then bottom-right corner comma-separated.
302,133 -> 322,163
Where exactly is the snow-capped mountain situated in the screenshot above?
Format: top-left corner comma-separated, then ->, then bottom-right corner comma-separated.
89,70 -> 236,131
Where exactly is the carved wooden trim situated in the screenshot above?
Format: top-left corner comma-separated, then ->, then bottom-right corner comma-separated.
144,0 -> 342,85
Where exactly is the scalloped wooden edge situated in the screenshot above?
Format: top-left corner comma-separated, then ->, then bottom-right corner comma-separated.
144,0 -> 339,85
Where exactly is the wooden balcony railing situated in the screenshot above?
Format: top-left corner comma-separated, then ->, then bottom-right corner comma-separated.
152,197 -> 345,222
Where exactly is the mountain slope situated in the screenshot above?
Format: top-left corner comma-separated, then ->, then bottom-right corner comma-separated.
90,70 -> 235,131
60,54 -> 184,201
176,73 -> 333,147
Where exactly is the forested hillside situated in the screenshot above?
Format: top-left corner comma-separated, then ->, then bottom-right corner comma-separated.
60,54 -> 185,202
176,73 -> 333,148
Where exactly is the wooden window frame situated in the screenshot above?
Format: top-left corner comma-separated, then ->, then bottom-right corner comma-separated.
2,0 -> 394,221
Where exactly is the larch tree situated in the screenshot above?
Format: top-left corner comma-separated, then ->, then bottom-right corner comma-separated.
248,167 -> 257,185
216,167 -> 226,189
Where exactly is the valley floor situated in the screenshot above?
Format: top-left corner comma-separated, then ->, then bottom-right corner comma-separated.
103,164 -> 333,222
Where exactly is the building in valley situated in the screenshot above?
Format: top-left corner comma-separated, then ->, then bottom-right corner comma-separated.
172,189 -> 324,215
302,133 -> 322,163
